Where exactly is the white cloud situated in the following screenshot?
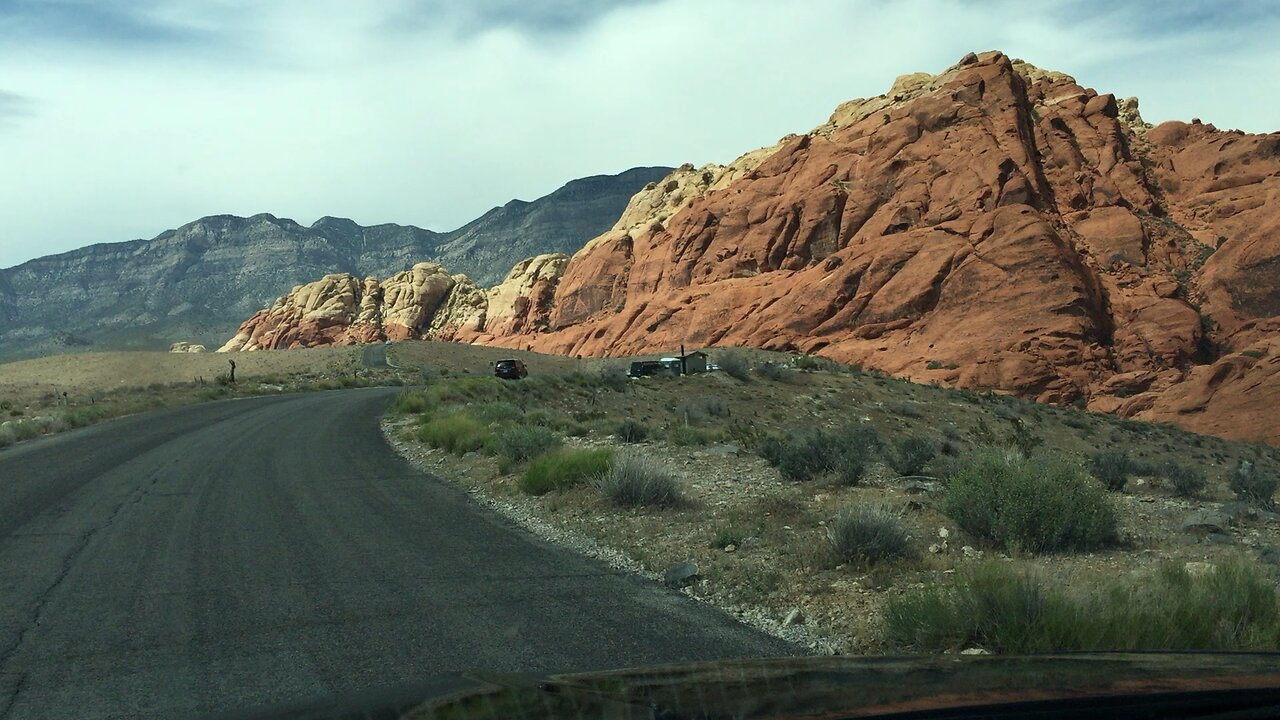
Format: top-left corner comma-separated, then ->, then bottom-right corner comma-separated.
1,0 -> 1276,268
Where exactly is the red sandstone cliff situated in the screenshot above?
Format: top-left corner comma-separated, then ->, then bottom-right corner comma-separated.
223,51 -> 1280,444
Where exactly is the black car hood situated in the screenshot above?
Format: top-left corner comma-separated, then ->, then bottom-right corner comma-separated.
230,652 -> 1280,720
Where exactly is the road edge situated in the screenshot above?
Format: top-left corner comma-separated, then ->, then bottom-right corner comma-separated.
379,416 -> 833,655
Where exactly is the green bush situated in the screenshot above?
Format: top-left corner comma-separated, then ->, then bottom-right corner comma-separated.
1230,460 -> 1278,511
427,377 -> 511,405
597,366 -> 629,392
890,436 -> 936,476
942,448 -> 1117,553
467,401 -> 524,425
492,426 -> 561,473
62,406 -> 111,429
390,392 -> 430,414
759,423 -> 880,485
717,351 -> 751,381
595,453 -> 683,507
1164,462 -> 1207,498
615,418 -> 649,443
418,413 -> 493,455
884,559 -> 1280,652
12,419 -> 44,441
1089,448 -> 1132,492
520,448 -> 614,495
826,506 -> 915,567
710,526 -> 746,550
197,387 -> 229,401
666,424 -> 721,447
754,361 -> 789,382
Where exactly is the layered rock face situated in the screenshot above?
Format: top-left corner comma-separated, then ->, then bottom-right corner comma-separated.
222,52 -> 1280,444
219,257 -> 568,351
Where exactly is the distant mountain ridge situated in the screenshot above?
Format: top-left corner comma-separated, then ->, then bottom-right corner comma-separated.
0,166 -> 670,360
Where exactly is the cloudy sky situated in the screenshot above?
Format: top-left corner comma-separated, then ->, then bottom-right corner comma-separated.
1,0 -> 1277,268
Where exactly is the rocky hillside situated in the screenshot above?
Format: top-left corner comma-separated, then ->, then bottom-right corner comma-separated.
0,167 -> 669,361
222,52 -> 1280,445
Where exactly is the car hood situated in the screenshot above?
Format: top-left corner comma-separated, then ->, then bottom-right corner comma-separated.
404,652 -> 1280,719
224,653 -> 1280,719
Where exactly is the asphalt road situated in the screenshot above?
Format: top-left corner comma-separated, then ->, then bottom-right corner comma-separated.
0,388 -> 797,719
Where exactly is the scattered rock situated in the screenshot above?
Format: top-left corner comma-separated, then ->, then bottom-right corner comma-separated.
903,481 -> 939,494
703,444 -> 743,457
1206,532 -> 1235,545
1184,561 -> 1216,578
960,647 -> 990,655
938,527 -> 950,539
961,546 -> 983,560
663,561 -> 699,588
1179,510 -> 1230,536
723,544 -> 737,553
783,607 -> 805,626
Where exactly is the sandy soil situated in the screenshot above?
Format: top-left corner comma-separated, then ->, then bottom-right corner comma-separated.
0,347 -> 365,406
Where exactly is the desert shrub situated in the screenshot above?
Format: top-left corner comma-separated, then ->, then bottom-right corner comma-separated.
760,423 -> 880,485
215,373 -> 234,386
615,418 -> 649,443
390,392 -> 430,414
595,453 -> 683,507
62,406 -> 110,429
754,361 -> 789,382
890,401 -> 923,419
521,448 -> 614,495
942,448 -> 1117,553
0,425 -> 15,448
597,366 -> 630,392
467,401 -> 524,425
418,413 -> 492,456
492,426 -> 561,473
717,351 -> 751,381
884,559 -> 1280,652
198,387 -> 229,401
1089,448 -> 1133,492
666,424 -> 721,446
890,436 -> 937,476
792,355 -> 826,372
427,377 -> 511,405
710,526 -> 746,549
1230,460 -> 1278,511
0,400 -> 11,411
11,419 -> 43,441
826,506 -> 915,567
1164,462 -> 1207,498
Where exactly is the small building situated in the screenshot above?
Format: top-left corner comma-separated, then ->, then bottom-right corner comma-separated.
679,350 -> 709,374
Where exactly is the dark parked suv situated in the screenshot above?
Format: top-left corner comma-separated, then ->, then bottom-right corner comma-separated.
494,359 -> 528,380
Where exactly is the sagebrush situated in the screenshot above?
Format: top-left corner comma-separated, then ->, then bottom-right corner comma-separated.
885,559 -> 1280,652
942,448 -> 1117,552
595,453 -> 683,507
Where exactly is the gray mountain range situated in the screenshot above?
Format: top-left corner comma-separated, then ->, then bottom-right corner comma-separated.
0,166 -> 670,360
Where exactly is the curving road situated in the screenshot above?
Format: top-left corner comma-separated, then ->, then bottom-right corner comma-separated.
0,388 -> 796,719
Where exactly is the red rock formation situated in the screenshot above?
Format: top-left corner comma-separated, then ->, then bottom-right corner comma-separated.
223,52 -> 1280,445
